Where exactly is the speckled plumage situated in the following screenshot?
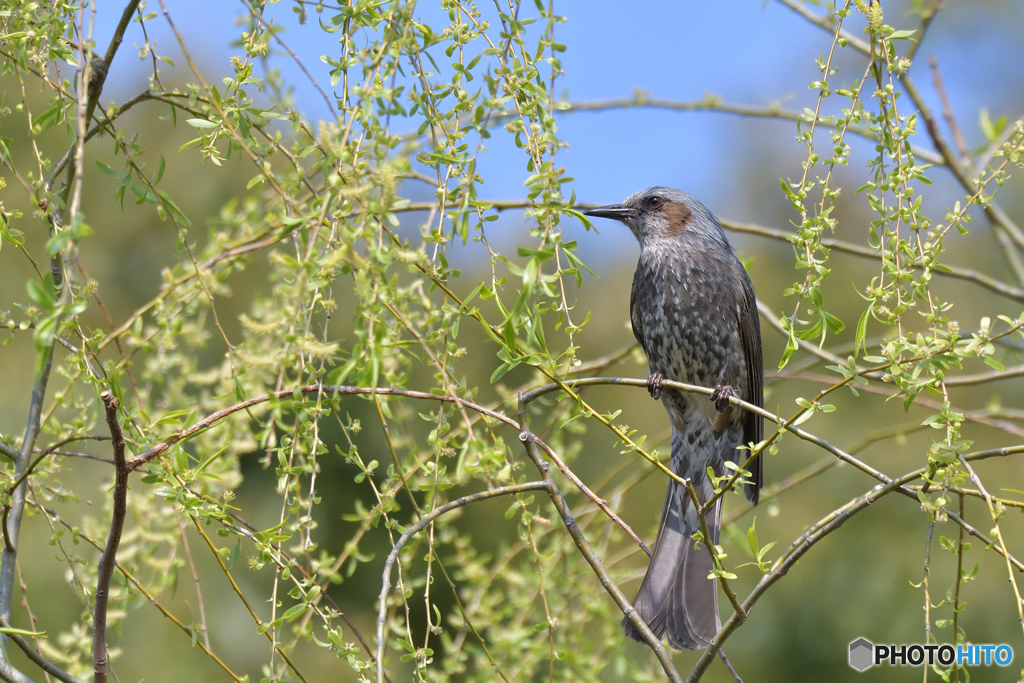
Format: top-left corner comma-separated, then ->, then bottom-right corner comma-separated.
585,187 -> 763,650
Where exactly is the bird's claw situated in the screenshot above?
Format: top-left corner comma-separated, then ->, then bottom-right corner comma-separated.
710,384 -> 736,412
647,373 -> 664,400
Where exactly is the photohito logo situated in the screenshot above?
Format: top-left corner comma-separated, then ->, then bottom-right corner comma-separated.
849,638 -> 1013,671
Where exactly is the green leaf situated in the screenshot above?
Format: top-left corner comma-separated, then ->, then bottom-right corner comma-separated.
96,160 -> 127,179
152,409 -> 196,427
855,305 -> 871,356
282,603 -> 308,621
229,537 -> 241,568
747,519 -> 759,557
0,627 -> 45,637
888,29 -> 918,40
983,356 -> 1006,371
26,278 -> 55,312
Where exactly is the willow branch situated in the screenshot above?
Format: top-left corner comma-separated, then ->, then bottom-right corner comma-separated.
517,402 -> 682,683
0,615 -> 87,683
7,435 -> 111,495
719,218 -> 1024,303
374,481 -> 550,683
566,96 -> 942,165
37,504 -> 244,681
683,480 -> 746,620
533,439 -> 651,557
190,520 -> 310,683
93,391 -> 128,683
687,472 -> 915,681
772,371 -> 1024,438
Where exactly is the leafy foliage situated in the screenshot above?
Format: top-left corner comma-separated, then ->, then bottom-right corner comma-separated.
1,1 -> 1024,682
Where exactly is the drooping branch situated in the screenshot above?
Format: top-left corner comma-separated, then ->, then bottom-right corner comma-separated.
92,377 -> 1024,680
683,480 -> 746,621
374,481 -> 551,683
189,520 -> 311,683
34,502 -> 245,681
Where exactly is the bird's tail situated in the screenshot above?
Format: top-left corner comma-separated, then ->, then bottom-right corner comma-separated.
622,474 -> 722,650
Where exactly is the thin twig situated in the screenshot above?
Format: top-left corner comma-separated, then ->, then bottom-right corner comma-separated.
951,493 -> 965,682
374,481 -> 550,683
921,519 -> 934,683
718,217 -> 1024,304
533,439 -> 651,557
718,650 -> 744,683
0,615 -> 87,683
517,405 -> 683,683
190,520 -> 311,683
904,1 -> 942,63
9,435 -> 111,495
565,96 -> 943,165
686,472 -> 916,681
35,503 -> 244,680
929,56 -> 970,161
14,564 -> 50,683
177,521 -> 210,650
683,480 -> 746,620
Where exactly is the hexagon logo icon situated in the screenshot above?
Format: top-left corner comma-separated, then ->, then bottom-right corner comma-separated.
849,637 -> 874,672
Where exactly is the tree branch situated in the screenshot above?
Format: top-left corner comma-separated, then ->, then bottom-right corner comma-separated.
683,480 -> 746,621
565,95 -> 943,165
516,402 -> 683,683
374,481 -> 550,683
35,504 -> 244,681
0,346 -> 55,654
0,615 -> 87,683
718,217 -> 1024,304
92,391 -> 128,683
687,471 -> 916,681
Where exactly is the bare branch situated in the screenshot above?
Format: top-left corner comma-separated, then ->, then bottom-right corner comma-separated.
929,56 -> 970,161
565,96 -> 943,165
93,391 -> 128,683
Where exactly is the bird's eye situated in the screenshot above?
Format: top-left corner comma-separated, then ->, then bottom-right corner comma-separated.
647,196 -> 662,209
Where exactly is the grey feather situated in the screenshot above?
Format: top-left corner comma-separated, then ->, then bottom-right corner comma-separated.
586,187 -> 764,650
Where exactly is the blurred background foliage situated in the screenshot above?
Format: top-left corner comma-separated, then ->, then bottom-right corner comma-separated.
1,0 -> 1024,681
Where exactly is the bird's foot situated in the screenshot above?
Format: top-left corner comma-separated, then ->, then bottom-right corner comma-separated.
647,373 -> 664,400
710,384 -> 736,412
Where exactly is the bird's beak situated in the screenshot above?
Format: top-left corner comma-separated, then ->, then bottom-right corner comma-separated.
583,204 -> 637,221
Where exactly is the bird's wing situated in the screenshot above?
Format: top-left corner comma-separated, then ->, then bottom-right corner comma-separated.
629,279 -> 648,354
739,277 -> 764,504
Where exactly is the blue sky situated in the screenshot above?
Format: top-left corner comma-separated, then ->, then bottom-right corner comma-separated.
87,0 -> 1024,260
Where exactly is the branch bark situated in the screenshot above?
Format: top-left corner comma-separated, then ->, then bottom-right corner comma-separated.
92,391 -> 128,683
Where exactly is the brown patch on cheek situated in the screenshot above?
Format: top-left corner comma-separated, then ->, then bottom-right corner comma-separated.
663,202 -> 693,236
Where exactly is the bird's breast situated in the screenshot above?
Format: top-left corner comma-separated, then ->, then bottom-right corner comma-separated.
633,253 -> 740,392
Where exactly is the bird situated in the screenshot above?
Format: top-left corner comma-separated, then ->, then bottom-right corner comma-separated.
584,187 -> 763,650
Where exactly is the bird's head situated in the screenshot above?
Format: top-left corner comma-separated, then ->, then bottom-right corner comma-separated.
583,186 -> 726,249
